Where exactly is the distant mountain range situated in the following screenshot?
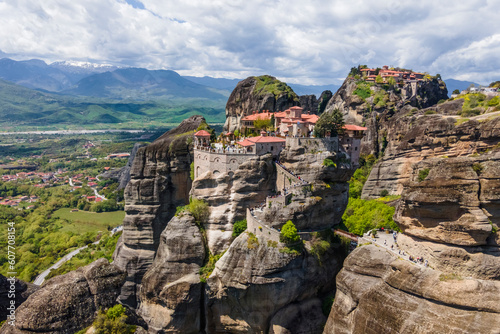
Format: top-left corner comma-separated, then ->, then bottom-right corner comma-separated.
443,78 -> 482,94
0,57 -> 488,130
62,68 -> 229,101
0,78 -> 226,130
0,58 -> 339,99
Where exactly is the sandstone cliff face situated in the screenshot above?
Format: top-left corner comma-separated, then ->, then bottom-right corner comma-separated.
298,94 -> 318,114
138,214 -> 205,333
324,150 -> 500,334
361,113 -> 500,199
323,244 -> 500,334
223,76 -> 299,132
0,259 -> 125,334
190,154 -> 276,253
113,115 -> 205,308
395,154 -> 500,246
205,232 -> 340,333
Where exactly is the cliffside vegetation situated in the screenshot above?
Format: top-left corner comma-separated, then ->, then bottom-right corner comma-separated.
451,92 -> 500,116
314,108 -> 345,137
76,304 -> 135,334
342,154 -> 399,235
253,75 -> 299,101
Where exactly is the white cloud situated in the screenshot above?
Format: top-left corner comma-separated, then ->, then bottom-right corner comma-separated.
0,0 -> 499,84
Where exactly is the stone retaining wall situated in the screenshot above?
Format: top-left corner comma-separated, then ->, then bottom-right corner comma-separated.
285,137 -> 338,153
246,209 -> 281,243
194,148 -> 255,178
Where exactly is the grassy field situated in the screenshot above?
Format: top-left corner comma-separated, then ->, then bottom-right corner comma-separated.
53,208 -> 125,234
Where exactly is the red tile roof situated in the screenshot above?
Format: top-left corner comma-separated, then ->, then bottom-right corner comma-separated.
194,130 -> 211,137
241,112 -> 273,121
236,139 -> 255,147
237,136 -> 286,146
344,124 -> 368,131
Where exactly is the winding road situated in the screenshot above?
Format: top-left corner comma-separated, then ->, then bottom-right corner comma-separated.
33,226 -> 123,286
33,244 -> 91,285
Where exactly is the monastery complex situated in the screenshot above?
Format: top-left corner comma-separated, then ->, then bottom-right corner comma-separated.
193,108 -> 367,179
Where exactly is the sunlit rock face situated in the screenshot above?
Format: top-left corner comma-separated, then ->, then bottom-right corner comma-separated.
324,150 -> 500,334
113,115 -> 205,308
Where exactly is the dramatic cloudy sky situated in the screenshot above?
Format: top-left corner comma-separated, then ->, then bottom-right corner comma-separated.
0,0 -> 499,85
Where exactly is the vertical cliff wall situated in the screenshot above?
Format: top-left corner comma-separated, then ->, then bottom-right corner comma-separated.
324,151 -> 500,334
113,116 -> 205,308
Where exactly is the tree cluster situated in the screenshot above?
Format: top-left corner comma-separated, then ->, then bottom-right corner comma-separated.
313,109 -> 345,138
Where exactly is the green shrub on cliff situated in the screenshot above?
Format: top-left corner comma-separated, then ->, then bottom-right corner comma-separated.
348,154 -> 376,198
232,219 -> 247,237
353,82 -> 373,100
176,198 -> 210,226
280,220 -> 300,244
418,168 -> 430,182
93,304 -> 135,334
342,198 -> 398,235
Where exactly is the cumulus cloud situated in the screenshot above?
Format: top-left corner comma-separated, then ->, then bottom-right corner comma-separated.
0,0 -> 499,84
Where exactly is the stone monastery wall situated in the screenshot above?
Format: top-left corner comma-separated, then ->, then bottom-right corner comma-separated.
246,209 -> 281,243
194,148 -> 254,178
286,137 -> 338,153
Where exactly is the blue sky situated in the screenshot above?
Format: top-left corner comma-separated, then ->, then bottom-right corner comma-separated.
0,0 -> 499,85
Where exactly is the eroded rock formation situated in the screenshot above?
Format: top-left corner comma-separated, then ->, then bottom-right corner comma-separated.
361,113 -> 500,199
138,214 -> 205,333
190,154 -> 276,253
323,244 -> 500,334
223,76 -> 299,132
0,259 -> 125,334
324,150 -> 500,334
113,115 -> 205,308
205,232 -> 340,333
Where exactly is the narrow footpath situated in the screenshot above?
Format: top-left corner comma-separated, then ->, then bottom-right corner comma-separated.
362,230 -> 428,268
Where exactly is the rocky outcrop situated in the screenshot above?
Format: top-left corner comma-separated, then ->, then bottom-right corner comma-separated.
113,115 -> 205,308
317,90 -> 333,115
224,76 -> 299,132
205,232 -> 343,334
298,95 -> 318,114
190,154 -> 276,253
324,150 -> 500,333
361,114 -> 500,199
138,214 -> 206,333
323,244 -> 500,334
395,154 -> 500,246
0,259 -> 125,334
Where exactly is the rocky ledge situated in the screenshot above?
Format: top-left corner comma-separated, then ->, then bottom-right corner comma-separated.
0,259 -> 125,334
324,150 -> 500,333
324,244 -> 500,334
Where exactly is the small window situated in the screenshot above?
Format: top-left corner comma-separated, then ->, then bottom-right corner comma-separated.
271,146 -> 274,151
355,147 -> 358,151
